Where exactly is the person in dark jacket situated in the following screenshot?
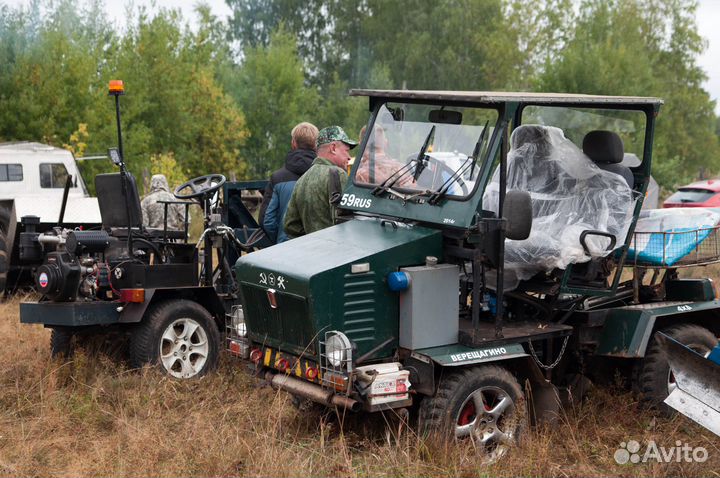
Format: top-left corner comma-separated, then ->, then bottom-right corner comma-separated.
260,122 -> 318,242
284,126 -> 357,238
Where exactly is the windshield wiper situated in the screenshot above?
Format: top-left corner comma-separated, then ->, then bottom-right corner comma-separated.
428,121 -> 489,205
412,125 -> 436,181
468,120 -> 489,181
372,125 -> 436,198
371,160 -> 415,196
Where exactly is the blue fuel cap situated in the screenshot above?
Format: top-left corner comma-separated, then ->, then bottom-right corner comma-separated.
387,271 -> 410,292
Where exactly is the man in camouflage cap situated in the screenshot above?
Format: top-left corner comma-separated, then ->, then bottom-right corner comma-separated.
141,174 -> 187,230
284,126 -> 357,238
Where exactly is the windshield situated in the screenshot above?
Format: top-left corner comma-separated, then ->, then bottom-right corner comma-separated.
352,102 -> 498,199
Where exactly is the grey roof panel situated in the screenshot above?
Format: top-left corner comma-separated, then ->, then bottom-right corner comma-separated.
349,89 -> 664,106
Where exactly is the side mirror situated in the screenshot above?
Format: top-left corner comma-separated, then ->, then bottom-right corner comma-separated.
503,190 -> 532,240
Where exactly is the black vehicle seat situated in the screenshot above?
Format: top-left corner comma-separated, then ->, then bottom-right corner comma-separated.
95,173 -> 185,240
95,173 -> 143,229
583,130 -> 634,187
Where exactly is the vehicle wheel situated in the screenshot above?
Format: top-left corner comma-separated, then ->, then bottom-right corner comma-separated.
0,228 -> 8,294
129,299 -> 220,379
418,365 -> 525,461
50,327 -> 74,358
49,327 -> 103,358
637,323 -> 717,414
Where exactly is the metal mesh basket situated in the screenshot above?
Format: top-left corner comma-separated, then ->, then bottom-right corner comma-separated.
629,226 -> 720,268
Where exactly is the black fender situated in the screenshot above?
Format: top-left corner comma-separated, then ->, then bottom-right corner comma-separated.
119,286 -> 228,329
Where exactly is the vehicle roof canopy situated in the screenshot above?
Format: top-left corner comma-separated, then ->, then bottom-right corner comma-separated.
341,89 -> 661,233
350,89 -> 664,107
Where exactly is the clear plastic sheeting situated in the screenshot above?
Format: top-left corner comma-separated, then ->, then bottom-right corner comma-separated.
483,125 -> 636,289
629,208 -> 720,267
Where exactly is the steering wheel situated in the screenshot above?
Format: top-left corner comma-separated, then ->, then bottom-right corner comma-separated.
174,174 -> 226,200
405,153 -> 469,196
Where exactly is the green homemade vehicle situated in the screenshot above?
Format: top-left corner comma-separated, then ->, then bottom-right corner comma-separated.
230,90 -> 720,455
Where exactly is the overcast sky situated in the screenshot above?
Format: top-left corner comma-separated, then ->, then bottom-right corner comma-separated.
695,0 -> 720,113
3,0 -> 720,113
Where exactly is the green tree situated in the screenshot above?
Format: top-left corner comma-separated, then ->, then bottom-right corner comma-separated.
232,28 -> 317,178
225,0 -> 337,85
0,0 -> 113,144
537,0 -> 719,189
356,0 -> 520,90
83,6 -> 249,185
0,2 -> 249,190
310,76 -> 362,136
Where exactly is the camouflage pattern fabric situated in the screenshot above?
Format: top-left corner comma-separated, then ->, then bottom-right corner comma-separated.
316,125 -> 358,149
284,157 -> 348,238
141,174 -> 187,230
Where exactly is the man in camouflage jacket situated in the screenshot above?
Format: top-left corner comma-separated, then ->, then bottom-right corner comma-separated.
284,126 -> 357,238
141,174 -> 187,230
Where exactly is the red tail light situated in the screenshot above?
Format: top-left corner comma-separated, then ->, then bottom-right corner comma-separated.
305,367 -> 319,380
229,340 -> 242,356
276,358 -> 290,372
249,348 -> 262,363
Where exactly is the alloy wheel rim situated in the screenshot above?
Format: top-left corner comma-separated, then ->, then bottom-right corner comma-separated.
455,385 -> 518,461
160,318 -> 209,378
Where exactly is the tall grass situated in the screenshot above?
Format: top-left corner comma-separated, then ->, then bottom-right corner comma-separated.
0,296 -> 718,477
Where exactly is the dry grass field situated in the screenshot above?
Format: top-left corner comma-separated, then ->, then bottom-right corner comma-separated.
1,293 -> 719,477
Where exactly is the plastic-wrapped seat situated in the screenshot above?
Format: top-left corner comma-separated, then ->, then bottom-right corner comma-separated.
583,130 -> 634,187
483,124 -> 636,290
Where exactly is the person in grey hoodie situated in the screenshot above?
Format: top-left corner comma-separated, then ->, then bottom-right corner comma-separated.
260,122 -> 318,243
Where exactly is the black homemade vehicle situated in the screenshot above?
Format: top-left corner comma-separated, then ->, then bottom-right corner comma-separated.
19,81 -> 271,378
231,90 -> 720,457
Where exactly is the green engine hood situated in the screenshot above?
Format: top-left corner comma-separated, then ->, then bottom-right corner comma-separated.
235,218 -> 443,359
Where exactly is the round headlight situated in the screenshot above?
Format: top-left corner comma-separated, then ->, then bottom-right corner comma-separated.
231,307 -> 247,337
326,332 -> 352,368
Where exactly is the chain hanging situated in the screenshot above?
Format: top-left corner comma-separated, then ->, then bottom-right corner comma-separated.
527,335 -> 570,370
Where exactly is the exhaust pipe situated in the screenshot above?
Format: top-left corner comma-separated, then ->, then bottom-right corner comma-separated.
265,371 -> 361,412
